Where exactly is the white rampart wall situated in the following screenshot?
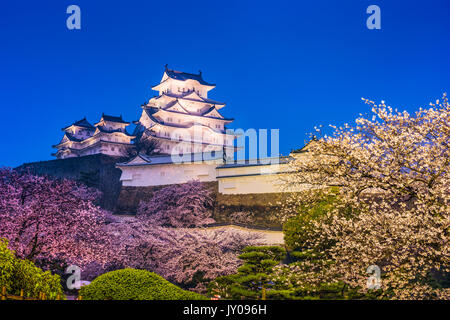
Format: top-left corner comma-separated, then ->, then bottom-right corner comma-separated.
120,162 -> 218,187
216,162 -> 308,194
118,160 -> 308,194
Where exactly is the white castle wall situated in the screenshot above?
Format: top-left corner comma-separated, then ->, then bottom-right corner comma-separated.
120,162 -> 218,187
118,157 -> 309,195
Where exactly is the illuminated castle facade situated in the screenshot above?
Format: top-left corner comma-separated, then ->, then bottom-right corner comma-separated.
53,66 -> 235,159
134,65 -> 235,156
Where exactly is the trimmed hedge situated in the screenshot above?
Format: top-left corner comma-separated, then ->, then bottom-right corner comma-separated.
79,268 -> 206,300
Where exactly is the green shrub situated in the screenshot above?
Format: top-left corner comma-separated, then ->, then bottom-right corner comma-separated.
79,268 -> 206,300
208,246 -> 286,300
0,238 -> 15,291
0,238 -> 64,299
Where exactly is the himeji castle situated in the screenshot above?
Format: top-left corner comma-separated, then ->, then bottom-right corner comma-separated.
53,65 -> 235,159
52,65 -> 309,194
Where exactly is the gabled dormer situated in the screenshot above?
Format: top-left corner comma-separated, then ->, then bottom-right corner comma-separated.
61,117 -> 95,139
152,65 -> 216,98
52,131 -> 83,149
164,100 -> 189,114
95,113 -> 130,131
203,107 -> 224,119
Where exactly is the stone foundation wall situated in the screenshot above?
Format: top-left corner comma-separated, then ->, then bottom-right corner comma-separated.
18,154 -> 126,211
19,158 -> 291,228
214,192 -> 295,228
116,181 -> 289,228
116,181 -> 218,214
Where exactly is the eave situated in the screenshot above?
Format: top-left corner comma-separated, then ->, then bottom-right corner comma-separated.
152,106 -> 234,123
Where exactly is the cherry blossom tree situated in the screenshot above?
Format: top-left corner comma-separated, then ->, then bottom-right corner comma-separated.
0,169 -> 113,271
279,94 -> 450,299
104,217 -> 263,293
137,180 -> 215,227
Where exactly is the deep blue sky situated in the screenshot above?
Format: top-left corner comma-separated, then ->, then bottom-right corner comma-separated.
1,0 -> 449,166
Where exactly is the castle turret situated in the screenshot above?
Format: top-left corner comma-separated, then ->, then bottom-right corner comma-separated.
52,114 -> 135,159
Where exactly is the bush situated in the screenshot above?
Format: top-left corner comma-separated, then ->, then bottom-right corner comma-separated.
208,246 -> 286,300
0,238 -> 64,299
79,269 -> 207,300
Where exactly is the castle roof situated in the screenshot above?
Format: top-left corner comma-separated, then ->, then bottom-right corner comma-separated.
64,132 -> 84,142
216,156 -> 291,169
99,113 -> 130,124
160,107 -> 233,122
290,138 -> 318,154
144,101 -> 233,122
95,125 -> 134,137
143,109 -> 232,135
52,132 -> 83,148
117,151 -> 224,167
201,106 -> 233,121
160,91 -> 225,106
164,66 -> 215,86
62,117 -> 95,131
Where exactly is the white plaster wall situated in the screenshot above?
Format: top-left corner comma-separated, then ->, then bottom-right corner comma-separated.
103,122 -> 126,131
196,225 -> 284,245
120,162 -> 218,187
218,174 -> 282,194
158,79 -> 208,99
159,110 -> 224,130
218,173 -> 311,195
217,162 -> 310,195
118,154 -> 312,194
71,127 -> 93,140
219,162 -> 288,177
75,143 -> 129,157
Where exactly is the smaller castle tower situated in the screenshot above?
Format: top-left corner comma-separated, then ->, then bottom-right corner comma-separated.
52,114 -> 135,159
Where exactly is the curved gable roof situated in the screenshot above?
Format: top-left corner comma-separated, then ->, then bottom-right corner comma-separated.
164,67 -> 215,86
98,113 -> 130,125
62,117 -> 95,131
94,126 -> 135,137
164,100 -> 190,114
